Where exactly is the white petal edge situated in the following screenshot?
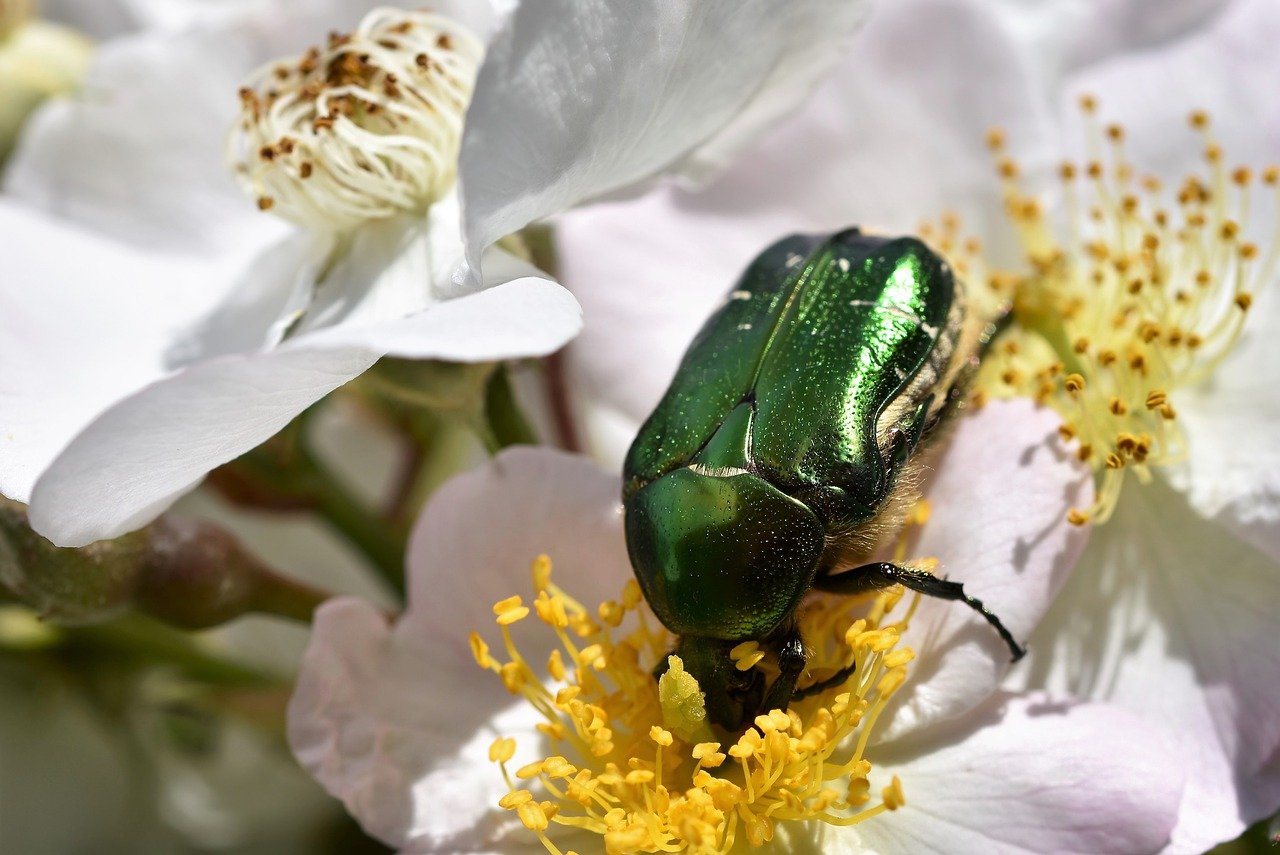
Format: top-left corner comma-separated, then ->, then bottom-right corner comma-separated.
457,0 -> 871,282
27,273 -> 581,547
0,199 -> 240,505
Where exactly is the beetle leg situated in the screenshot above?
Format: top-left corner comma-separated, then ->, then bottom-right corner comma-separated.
814,562 -> 1026,662
792,661 -> 858,700
759,629 -> 807,717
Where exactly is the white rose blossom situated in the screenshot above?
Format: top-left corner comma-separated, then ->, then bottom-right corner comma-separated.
289,402 -> 1198,853
554,0 -> 1280,850
0,0 -> 872,547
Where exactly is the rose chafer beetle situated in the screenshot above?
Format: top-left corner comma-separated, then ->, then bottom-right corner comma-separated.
623,228 -> 1023,731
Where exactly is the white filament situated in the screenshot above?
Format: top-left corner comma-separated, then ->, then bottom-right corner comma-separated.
227,7 -> 482,232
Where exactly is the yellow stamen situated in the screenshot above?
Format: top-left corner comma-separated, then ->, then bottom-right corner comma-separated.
955,101 -> 1276,524
477,554 -> 923,854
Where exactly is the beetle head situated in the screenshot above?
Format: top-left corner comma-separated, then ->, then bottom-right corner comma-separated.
661,635 -> 764,731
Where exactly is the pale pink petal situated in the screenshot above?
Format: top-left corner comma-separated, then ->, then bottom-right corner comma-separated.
1011,479 -> 1280,853
855,692 -> 1184,855
400,447 -> 629,655
290,448 -> 631,849
880,399 -> 1093,743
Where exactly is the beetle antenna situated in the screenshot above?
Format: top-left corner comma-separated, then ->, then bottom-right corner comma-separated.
793,661 -> 859,700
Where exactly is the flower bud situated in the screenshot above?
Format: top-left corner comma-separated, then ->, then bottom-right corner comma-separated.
0,498 -> 145,623
0,18 -> 92,159
0,499 -> 324,628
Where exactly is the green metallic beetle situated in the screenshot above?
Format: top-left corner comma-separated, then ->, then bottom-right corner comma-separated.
622,227 -> 1023,731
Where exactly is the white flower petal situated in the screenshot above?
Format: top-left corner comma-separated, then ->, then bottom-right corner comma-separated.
856,692 -> 1184,855
290,448 -> 631,849
4,18 -> 278,256
879,399 -> 1093,743
1060,0 -> 1280,176
458,0 -> 872,281
1168,287 -> 1280,564
0,200 -> 236,504
293,271 -> 581,361
27,344 -> 380,546
1012,479 -> 1280,853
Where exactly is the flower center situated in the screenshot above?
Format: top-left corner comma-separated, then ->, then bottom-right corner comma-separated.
226,8 -> 482,231
0,0 -> 32,40
947,98 -> 1279,525
473,555 -> 920,854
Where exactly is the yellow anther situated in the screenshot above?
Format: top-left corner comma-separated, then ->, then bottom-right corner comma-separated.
534,591 -> 569,627
597,600 -> 625,627
490,737 -> 517,764
515,761 -> 546,780
531,554 -> 553,592
1067,509 -> 1091,526
843,619 -> 868,647
496,605 -> 530,625
985,127 -> 1006,151
469,632 -> 493,668
1145,391 -> 1168,410
884,648 -> 916,669
577,644 -> 606,670
650,726 -> 674,747
516,801 -> 549,831
883,776 -> 907,810
620,579 -> 643,609
1235,293 -> 1254,311
547,649 -> 566,681
1064,373 -> 1086,394
500,789 -> 534,808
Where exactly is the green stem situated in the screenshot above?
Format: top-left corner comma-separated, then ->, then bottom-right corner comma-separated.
305,455 -> 408,597
71,615 -> 282,687
484,365 -> 539,451
247,570 -> 332,624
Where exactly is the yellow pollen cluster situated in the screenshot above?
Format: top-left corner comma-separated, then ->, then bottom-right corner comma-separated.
941,98 -> 1278,525
226,8 -> 482,230
472,556 -> 917,854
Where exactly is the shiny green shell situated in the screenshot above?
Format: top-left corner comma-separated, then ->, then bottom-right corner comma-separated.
623,229 -> 959,641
